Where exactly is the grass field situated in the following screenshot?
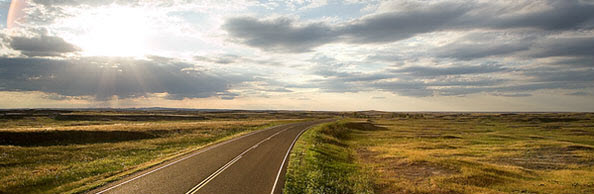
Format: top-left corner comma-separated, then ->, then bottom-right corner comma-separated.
0,109 -> 336,194
284,121 -> 374,194
285,113 -> 594,194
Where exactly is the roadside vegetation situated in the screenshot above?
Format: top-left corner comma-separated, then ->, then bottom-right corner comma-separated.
284,121 -> 374,194
0,110 -> 336,194
285,113 -> 594,194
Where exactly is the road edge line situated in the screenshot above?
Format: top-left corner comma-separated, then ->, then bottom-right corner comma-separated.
269,122 -> 318,194
185,125 -> 296,194
94,122 -> 293,194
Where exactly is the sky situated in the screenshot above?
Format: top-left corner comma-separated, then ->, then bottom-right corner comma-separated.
0,0 -> 593,111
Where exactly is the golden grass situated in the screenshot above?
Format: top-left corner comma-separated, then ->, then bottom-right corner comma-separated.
0,116 -> 301,194
347,113 -> 594,194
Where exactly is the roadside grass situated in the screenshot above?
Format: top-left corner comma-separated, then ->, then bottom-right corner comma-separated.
349,113 -> 594,194
284,121 -> 374,194
0,118 -> 299,194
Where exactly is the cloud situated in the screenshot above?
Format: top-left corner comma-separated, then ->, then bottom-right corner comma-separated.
527,36 -> 594,58
431,32 -> 594,63
193,54 -> 282,66
223,0 -> 594,53
0,57 -> 252,100
223,17 -> 338,52
194,54 -> 241,64
434,39 -> 533,60
392,64 -> 507,77
8,34 -> 80,57
490,0 -> 594,30
264,88 -> 293,93
525,67 -> 594,82
566,91 -> 593,96
1,0 -> 592,111
303,58 -> 594,97
341,1 -> 468,43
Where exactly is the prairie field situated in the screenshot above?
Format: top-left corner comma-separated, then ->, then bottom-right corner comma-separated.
0,109 -> 336,194
285,113 -> 594,194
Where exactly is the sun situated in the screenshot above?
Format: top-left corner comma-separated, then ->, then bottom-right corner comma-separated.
67,6 -> 154,57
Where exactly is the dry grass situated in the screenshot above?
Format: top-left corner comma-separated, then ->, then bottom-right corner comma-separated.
0,110 -> 318,194
347,113 -> 594,194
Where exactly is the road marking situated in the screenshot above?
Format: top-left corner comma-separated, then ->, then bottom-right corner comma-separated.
184,155 -> 242,194
184,124 -> 300,194
94,123 -> 292,194
270,125 -> 313,194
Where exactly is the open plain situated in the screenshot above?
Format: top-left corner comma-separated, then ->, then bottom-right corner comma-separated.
1,110 -> 593,194
284,113 -> 594,194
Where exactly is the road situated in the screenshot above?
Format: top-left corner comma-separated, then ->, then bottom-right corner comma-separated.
89,120 -> 330,194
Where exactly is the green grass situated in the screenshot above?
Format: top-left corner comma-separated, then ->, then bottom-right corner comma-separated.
283,121 -> 374,194
0,117 -> 300,194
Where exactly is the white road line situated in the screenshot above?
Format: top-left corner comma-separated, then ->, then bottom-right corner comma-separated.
185,125 -> 297,194
94,123 -> 292,194
270,125 -> 313,194
184,156 -> 242,194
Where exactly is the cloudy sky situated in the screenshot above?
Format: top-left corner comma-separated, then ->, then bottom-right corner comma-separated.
0,0 -> 593,111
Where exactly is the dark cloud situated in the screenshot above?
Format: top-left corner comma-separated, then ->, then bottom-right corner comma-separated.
566,91 -> 593,96
223,17 -> 338,52
525,67 -> 594,82
435,41 -> 532,60
0,57 -> 252,100
8,34 -> 80,57
369,80 -> 433,97
224,0 -> 594,53
222,2 -> 468,52
431,33 -> 594,63
392,64 -> 507,77
548,56 -> 594,67
303,59 -> 594,97
342,2 -> 468,43
528,36 -> 594,58
490,0 -> 594,30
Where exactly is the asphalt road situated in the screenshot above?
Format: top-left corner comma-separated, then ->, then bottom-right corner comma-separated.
89,120 -> 330,194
